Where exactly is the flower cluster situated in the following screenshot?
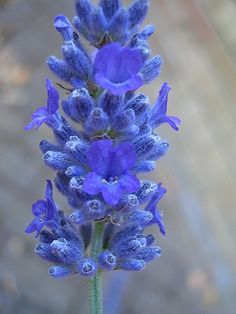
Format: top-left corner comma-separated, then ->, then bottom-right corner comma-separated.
25,0 -> 180,278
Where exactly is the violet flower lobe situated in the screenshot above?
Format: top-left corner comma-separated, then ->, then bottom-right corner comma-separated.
25,180 -> 60,237
83,139 -> 140,205
149,82 -> 181,131
24,79 -> 60,131
94,42 -> 144,95
145,183 -> 167,236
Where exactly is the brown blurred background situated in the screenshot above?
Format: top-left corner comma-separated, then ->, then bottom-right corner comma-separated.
0,0 -> 236,313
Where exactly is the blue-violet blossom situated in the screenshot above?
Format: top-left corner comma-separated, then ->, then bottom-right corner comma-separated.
149,82 -> 181,131
145,183 -> 167,236
25,180 -> 60,237
83,140 -> 140,205
25,79 -> 60,131
94,43 -> 144,95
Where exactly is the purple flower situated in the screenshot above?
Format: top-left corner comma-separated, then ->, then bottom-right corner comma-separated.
25,180 -> 60,237
94,43 -> 144,95
83,140 -> 140,205
24,79 -> 59,131
149,83 -> 181,131
145,183 -> 167,236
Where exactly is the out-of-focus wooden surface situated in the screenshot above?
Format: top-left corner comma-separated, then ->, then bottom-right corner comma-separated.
0,1 -> 235,313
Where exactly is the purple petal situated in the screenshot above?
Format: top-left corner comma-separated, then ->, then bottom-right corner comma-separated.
149,83 -> 181,131
95,74 -> 143,96
31,107 -> 48,118
24,117 -> 47,131
46,79 -> 59,114
155,83 -> 170,114
94,43 -> 144,95
24,80 -> 59,132
87,140 -> 113,177
94,43 -> 121,76
118,171 -> 140,194
119,47 -> 143,77
149,83 -> 170,124
32,200 -> 47,216
101,182 -> 123,206
145,184 -> 167,236
166,116 -> 181,130
109,143 -> 137,176
83,172 -> 103,195
154,211 -> 166,236
24,106 -> 48,131
145,184 -> 167,211
155,115 -> 181,131
25,219 -> 38,233
25,219 -> 44,237
45,180 -> 58,219
45,180 -> 53,199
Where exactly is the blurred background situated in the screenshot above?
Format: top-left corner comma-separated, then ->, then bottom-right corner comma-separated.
0,0 -> 236,313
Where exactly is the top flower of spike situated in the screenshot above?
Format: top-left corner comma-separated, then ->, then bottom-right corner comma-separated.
94,43 -> 144,95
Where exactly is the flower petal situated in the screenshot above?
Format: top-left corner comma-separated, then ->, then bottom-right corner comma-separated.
83,172 -> 103,195
87,140 -> 113,177
156,115 -> 181,131
149,82 -> 181,131
94,43 -> 121,77
46,79 -> 59,114
24,116 -> 47,131
154,210 -> 166,236
101,182 -> 123,205
24,106 -> 49,131
119,47 -> 143,77
145,184 -> 167,236
24,105 -> 49,131
145,184 -> 167,211
109,143 -> 137,176
94,43 -> 144,95
45,180 -> 58,219
45,179 -> 53,199
95,75 -> 143,95
150,83 -> 170,120
32,200 -> 47,216
119,171 -> 140,194
25,218 -> 44,237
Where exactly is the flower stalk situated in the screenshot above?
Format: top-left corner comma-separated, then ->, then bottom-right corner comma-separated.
89,222 -> 105,314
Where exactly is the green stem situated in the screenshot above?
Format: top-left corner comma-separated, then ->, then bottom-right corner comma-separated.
89,222 -> 104,314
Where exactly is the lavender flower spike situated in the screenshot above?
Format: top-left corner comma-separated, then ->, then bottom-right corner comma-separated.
25,0 -> 181,312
